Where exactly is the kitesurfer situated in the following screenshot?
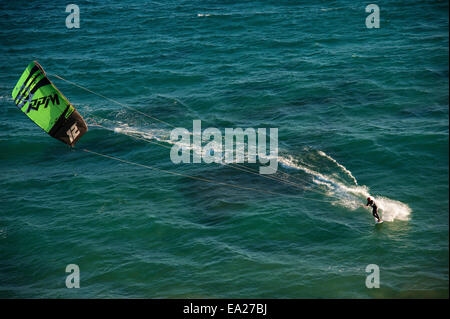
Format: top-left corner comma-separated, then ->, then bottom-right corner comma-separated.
366,196 -> 381,222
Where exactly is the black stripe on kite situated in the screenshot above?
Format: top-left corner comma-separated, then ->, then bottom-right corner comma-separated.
15,70 -> 42,106
14,65 -> 39,103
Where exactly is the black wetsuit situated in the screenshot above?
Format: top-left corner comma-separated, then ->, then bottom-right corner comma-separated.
366,199 -> 380,220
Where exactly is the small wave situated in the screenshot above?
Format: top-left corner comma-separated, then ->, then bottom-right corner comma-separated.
320,7 -> 345,12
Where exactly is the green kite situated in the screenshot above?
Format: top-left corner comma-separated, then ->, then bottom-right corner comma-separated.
12,61 -> 87,147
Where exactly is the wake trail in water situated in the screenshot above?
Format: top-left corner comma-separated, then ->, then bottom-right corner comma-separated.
279,153 -> 412,222
92,118 -> 412,222
317,151 -> 358,185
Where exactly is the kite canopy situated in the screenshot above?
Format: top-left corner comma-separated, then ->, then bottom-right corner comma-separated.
11,61 -> 87,147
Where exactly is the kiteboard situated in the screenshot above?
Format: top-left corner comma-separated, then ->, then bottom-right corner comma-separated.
375,219 -> 384,224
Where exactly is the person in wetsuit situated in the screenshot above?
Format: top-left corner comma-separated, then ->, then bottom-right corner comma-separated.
366,196 -> 381,222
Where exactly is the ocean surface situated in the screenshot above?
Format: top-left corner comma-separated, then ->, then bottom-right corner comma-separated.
0,0 -> 448,298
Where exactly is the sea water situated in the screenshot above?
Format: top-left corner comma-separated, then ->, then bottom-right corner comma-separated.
0,0 -> 448,298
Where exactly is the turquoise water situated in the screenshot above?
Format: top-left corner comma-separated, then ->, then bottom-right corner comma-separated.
0,0 -> 448,298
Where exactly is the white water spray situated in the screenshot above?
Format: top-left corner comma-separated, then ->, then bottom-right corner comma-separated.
317,150 -> 358,185
279,154 -> 412,222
